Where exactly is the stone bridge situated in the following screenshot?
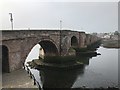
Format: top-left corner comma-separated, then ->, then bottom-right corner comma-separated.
0,30 -> 100,72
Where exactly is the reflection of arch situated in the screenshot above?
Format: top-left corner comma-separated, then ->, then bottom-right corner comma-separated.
71,36 -> 78,47
39,40 -> 59,56
1,45 -> 10,73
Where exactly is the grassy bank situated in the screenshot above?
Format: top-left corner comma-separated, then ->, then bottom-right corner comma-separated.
102,39 -> 120,48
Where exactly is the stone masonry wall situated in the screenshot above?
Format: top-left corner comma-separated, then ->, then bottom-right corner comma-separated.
1,30 -> 100,72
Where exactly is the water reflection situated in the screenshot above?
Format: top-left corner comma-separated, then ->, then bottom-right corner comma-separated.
36,56 -> 94,88
39,68 -> 84,88
25,46 -> 118,88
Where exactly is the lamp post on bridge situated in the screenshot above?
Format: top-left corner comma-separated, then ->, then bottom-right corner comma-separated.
60,20 -> 62,30
9,13 -> 13,30
60,20 -> 62,56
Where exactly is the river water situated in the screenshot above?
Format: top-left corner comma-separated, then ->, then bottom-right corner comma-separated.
25,46 -> 118,88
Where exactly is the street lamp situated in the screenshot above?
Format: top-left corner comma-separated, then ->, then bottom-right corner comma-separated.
9,13 -> 13,30
60,20 -> 62,56
60,20 -> 62,30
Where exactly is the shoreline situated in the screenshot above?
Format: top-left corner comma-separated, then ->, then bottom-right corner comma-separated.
2,69 -> 38,89
102,39 -> 120,49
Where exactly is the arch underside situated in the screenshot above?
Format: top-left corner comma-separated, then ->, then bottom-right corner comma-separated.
71,36 -> 78,47
0,45 -> 10,73
39,40 -> 59,56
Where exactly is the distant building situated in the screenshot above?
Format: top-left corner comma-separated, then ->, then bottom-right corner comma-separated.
111,35 -> 119,40
96,31 -> 119,41
103,34 -> 110,39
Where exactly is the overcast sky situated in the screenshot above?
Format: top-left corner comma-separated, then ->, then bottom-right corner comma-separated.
0,0 -> 118,33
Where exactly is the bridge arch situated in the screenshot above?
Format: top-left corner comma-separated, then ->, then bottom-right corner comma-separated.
24,38 -> 59,62
39,40 -> 59,56
24,39 -> 59,66
71,36 -> 78,47
1,45 -> 10,73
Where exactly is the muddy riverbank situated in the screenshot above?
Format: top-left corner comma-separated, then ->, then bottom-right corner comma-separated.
2,69 -> 37,89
